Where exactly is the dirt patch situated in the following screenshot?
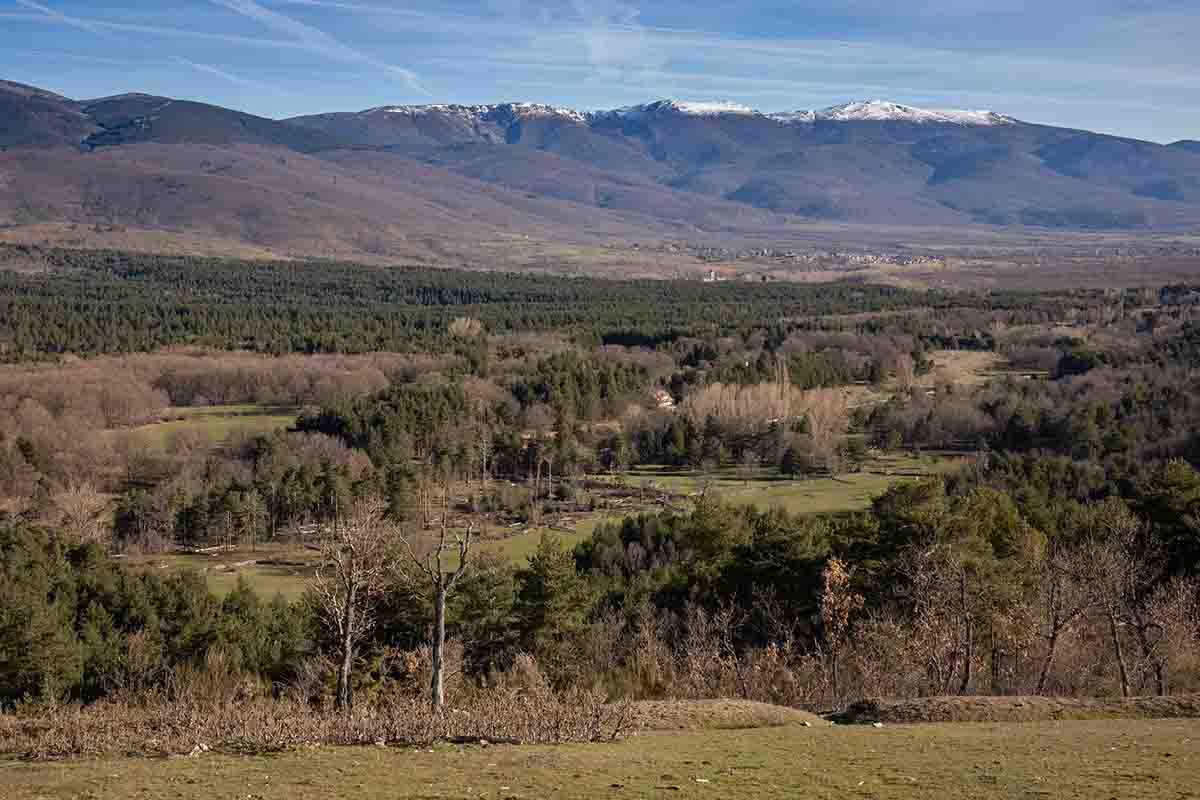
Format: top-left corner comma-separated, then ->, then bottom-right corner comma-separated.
635,699 -> 827,731
922,349 -> 1009,387
832,694 -> 1200,725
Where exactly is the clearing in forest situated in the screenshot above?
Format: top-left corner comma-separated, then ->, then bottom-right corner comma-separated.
123,404 -> 298,452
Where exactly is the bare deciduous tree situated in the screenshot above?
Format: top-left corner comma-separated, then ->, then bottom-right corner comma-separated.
894,353 -> 916,393
51,482 -> 111,547
399,490 -> 474,711
311,497 -> 393,711
1035,537 -> 1098,694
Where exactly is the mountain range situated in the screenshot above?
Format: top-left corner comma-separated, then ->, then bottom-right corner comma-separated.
3,78 -> 1200,268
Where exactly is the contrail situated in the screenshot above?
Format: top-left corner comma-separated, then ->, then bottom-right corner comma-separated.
15,0 -> 112,38
9,2 -> 299,49
170,56 -> 276,92
211,0 -> 425,92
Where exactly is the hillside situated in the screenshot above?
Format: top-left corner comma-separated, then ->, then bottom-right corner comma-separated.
4,80 -> 1200,272
0,80 -> 97,149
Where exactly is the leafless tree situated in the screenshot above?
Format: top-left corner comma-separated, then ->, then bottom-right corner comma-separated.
398,489 -> 475,711
1035,537 -> 1098,694
894,353 -> 916,393
1088,501 -> 1150,696
310,497 -> 394,711
51,482 -> 112,547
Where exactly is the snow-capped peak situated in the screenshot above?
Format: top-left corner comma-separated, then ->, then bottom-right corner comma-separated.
359,98 -> 1016,128
661,99 -> 758,116
601,99 -> 760,119
801,100 -> 1014,126
372,103 -> 588,124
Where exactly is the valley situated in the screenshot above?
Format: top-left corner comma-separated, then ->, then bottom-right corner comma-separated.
4,12 -> 1200,796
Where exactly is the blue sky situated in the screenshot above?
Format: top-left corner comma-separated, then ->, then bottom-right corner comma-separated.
2,0 -> 1197,142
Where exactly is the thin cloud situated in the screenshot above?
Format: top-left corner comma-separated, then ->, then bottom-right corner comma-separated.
170,56 -> 276,92
211,0 -> 424,91
2,8 -> 300,48
14,0 -> 111,38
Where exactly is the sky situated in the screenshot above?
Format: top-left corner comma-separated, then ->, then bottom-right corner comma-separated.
1,0 -> 1197,143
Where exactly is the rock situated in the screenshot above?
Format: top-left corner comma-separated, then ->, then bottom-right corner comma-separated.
872,722 -> 885,729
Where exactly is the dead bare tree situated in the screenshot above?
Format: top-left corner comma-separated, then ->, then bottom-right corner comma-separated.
399,489 -> 475,711
51,482 -> 112,547
1035,537 -> 1098,694
311,497 -> 393,711
1089,500 -> 1146,697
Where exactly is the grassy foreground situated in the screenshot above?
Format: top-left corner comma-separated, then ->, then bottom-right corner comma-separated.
3,718 -> 1197,799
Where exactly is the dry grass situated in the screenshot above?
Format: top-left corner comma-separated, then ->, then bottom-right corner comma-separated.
922,349 -> 1010,388
0,689 -> 637,760
833,694 -> 1200,725
0,222 -> 289,260
3,717 -> 1199,799
635,699 -> 827,730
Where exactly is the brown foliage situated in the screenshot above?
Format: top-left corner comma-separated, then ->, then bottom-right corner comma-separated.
0,656 -> 636,760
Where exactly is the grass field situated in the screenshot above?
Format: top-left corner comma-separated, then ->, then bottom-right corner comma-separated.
127,453 -> 960,599
480,514 -> 610,563
922,349 -> 1011,388
3,718 -> 1197,799
123,543 -> 320,602
623,452 -> 963,516
125,404 -> 298,452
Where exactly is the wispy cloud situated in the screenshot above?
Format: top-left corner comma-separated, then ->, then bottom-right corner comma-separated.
1,8 -> 300,48
4,0 -> 1198,140
169,56 -> 276,92
211,0 -> 424,91
14,0 -> 111,38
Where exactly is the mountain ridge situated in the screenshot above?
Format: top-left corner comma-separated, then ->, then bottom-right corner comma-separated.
4,77 -> 1200,271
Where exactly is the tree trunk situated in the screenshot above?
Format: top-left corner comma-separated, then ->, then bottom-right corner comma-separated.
957,572 -> 973,696
1151,660 -> 1166,696
958,615 -> 974,695
431,584 -> 447,711
1130,613 -> 1167,696
337,632 -> 354,711
990,626 -> 1001,696
830,649 -> 840,704
336,588 -> 356,711
1107,608 -> 1130,698
1036,625 -> 1060,695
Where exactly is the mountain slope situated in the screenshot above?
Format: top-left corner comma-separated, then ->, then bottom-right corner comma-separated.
0,80 -> 97,149
292,98 -> 1200,232
80,94 -> 344,153
4,80 -> 1200,268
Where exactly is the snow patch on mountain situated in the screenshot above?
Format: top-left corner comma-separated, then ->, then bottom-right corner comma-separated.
373,103 -> 588,124
362,98 -> 1016,127
598,99 -> 760,119
767,110 -> 817,124
799,100 -> 1015,126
